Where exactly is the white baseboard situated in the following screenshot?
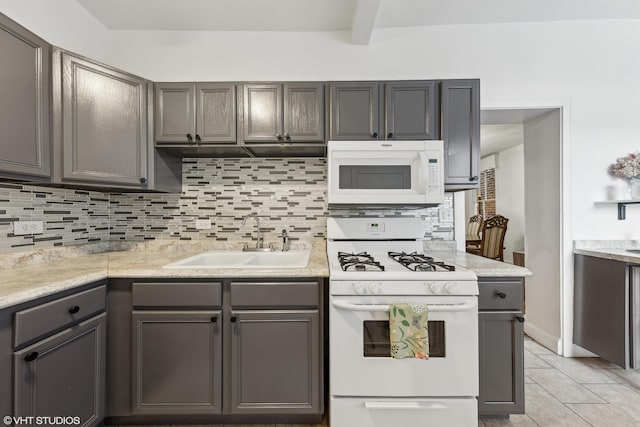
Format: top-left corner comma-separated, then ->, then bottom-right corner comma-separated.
524,322 -> 561,354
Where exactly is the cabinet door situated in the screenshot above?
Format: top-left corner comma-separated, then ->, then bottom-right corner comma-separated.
155,83 -> 196,144
329,83 -> 380,140
0,14 -> 50,179
131,310 -> 222,414
231,310 -> 320,414
478,312 -> 524,416
14,313 -> 106,427
60,51 -> 148,186
441,79 -> 480,189
283,83 -> 325,142
385,81 -> 437,140
196,82 -> 236,144
242,84 -> 282,142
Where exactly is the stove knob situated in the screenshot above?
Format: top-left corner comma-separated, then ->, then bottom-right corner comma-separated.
430,283 -> 444,294
353,283 -> 366,294
369,282 -> 382,294
445,282 -> 457,294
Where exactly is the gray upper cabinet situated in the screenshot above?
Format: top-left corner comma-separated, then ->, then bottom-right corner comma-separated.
53,49 -> 149,188
242,83 -> 324,144
441,79 -> 480,190
329,82 -> 380,141
131,310 -> 223,414
0,13 -> 51,180
14,313 -> 106,427
155,82 -> 236,144
385,81 -> 438,140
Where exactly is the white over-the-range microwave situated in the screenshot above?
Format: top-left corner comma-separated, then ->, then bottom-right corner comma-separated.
327,140 -> 444,206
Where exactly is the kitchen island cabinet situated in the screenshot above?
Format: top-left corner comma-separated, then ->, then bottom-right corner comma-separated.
0,13 -> 51,181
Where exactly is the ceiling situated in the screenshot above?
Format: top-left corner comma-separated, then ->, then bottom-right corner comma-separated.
76,0 -> 640,44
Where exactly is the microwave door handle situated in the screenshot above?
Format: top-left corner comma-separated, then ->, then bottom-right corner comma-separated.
418,151 -> 429,200
332,300 -> 477,312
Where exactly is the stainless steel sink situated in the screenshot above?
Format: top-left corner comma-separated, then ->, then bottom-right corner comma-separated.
163,248 -> 311,269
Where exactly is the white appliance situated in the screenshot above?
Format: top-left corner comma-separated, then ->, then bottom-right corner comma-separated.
327,140 -> 444,206
327,217 -> 479,427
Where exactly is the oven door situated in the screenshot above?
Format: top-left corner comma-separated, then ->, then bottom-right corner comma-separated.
327,140 -> 443,206
329,295 -> 478,397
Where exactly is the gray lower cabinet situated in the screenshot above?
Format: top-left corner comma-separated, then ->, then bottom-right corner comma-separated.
14,313 -> 106,426
230,310 -> 320,413
131,310 -> 222,414
0,13 -> 51,180
52,48 -> 150,188
155,82 -> 236,144
478,277 -> 525,417
241,83 -> 324,143
441,79 -> 480,190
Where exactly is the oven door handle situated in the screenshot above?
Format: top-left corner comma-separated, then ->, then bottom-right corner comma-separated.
332,300 -> 477,312
365,401 -> 448,410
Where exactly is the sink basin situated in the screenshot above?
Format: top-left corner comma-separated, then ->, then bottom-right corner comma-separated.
164,248 -> 311,269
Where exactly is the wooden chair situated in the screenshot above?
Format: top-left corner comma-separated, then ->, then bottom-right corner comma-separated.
465,214 -> 484,254
479,215 -> 509,261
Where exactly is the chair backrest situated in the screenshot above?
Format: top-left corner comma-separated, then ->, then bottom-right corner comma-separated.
467,214 -> 483,237
480,215 -> 509,261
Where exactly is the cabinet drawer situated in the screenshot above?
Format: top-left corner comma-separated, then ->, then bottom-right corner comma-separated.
132,282 -> 222,308
14,285 -> 106,347
231,281 -> 319,308
479,280 -> 523,311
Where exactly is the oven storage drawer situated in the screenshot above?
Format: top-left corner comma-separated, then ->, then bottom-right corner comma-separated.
479,279 -> 523,311
14,285 -> 106,347
330,397 -> 477,427
132,282 -> 222,308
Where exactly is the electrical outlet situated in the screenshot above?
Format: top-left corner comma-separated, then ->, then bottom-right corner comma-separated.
195,219 -> 212,230
438,208 -> 453,223
14,221 -> 44,236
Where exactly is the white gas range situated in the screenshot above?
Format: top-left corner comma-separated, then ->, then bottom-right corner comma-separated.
327,217 -> 479,427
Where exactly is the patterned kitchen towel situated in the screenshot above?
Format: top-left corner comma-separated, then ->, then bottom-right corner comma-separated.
389,303 -> 429,359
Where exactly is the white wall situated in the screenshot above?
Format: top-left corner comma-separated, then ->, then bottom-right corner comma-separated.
0,0 -> 111,63
523,110 -> 562,350
495,144 -> 525,263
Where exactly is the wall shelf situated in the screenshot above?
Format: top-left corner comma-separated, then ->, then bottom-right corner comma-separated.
594,200 -> 640,220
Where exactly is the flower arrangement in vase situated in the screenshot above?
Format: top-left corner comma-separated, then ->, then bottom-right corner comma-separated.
609,152 -> 640,199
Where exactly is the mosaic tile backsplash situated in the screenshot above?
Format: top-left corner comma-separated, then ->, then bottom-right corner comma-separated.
0,158 -> 454,253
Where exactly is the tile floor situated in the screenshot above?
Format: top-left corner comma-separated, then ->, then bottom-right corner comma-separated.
479,336 -> 640,426
115,336 -> 640,427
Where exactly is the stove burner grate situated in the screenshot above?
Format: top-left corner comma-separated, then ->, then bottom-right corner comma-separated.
388,251 -> 456,272
337,252 -> 385,272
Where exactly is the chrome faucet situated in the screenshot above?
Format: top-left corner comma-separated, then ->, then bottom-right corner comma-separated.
242,214 -> 273,252
279,229 -> 290,252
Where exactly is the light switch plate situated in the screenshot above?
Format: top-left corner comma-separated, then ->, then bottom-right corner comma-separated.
195,219 -> 212,230
14,221 -> 44,235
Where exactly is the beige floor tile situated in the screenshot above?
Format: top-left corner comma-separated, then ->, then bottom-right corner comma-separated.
586,383 -> 640,421
538,354 -> 619,384
483,414 -> 538,426
524,338 -> 555,355
524,374 -> 535,384
478,420 -> 487,426
525,368 -> 606,404
579,357 -> 621,369
525,349 -> 552,369
566,403 -> 640,427
600,367 -> 640,391
524,383 -> 590,426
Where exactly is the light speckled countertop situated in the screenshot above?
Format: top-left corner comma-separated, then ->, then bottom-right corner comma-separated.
573,240 -> 640,264
431,251 -> 532,277
0,240 -> 329,310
